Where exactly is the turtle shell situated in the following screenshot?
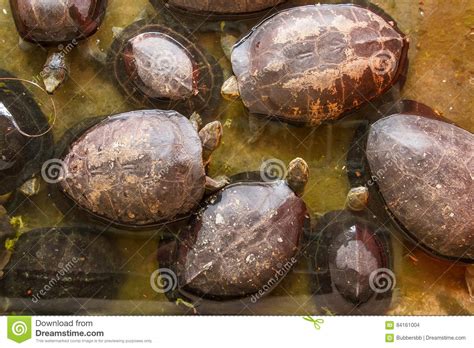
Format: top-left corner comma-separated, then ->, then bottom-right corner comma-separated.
109,21 -> 222,116
0,70 -> 53,195
0,227 -> 121,305
172,175 -> 307,300
231,4 -> 408,125
364,107 -> 474,262
305,210 -> 393,315
59,109 -> 206,227
157,0 -> 286,16
10,0 -> 108,44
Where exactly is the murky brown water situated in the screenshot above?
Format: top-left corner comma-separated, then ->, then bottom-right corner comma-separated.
0,0 -> 473,315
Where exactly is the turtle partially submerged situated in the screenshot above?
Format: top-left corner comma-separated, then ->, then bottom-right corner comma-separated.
305,209 -> 393,315
107,21 -> 222,116
347,100 -> 474,262
0,227 -> 122,312
0,70 -> 53,198
222,4 -> 409,125
58,109 -> 227,227
9,0 -> 108,93
165,158 -> 309,303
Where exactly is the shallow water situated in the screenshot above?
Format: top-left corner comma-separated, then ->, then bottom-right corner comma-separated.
0,0 -> 473,315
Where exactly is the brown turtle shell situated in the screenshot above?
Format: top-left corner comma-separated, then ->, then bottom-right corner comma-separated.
59,109 -> 206,226
165,0 -> 285,15
366,113 -> 474,261
108,21 -> 222,116
10,0 -> 108,44
231,4 -> 408,125
175,180 -> 307,299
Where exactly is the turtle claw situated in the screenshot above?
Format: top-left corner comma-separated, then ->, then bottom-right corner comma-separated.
205,175 -> 230,194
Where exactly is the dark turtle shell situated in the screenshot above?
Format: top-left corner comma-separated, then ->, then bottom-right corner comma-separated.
230,4 -> 409,125
9,0 -> 108,44
170,173 -> 307,300
348,100 -> 474,263
304,210 -> 393,315
152,0 -> 286,17
0,70 -> 53,195
108,21 -> 222,116
59,109 -> 207,227
0,227 -> 121,309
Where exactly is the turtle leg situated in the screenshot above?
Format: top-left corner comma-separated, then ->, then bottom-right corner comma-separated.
247,114 -> 269,144
205,175 -> 229,194
42,50 -> 69,94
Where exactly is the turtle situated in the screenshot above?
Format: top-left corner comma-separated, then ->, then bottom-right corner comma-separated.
347,100 -> 474,263
57,109 -> 228,227
9,0 -> 108,93
304,209 -> 393,315
0,226 -> 122,313
221,4 -> 409,126
104,20 -> 223,116
162,158 -> 309,307
0,70 -> 53,199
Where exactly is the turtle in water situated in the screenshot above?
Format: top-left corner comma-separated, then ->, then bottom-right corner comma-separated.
347,100 -> 474,263
221,4 -> 409,126
9,0 -> 108,93
104,20 -> 222,116
58,109 -> 228,227
0,227 -> 122,313
162,158 -> 309,308
304,209 -> 393,315
0,70 -> 53,200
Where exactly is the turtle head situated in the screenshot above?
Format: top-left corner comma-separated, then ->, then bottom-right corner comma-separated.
221,75 -> 241,101
345,186 -> 369,212
199,121 -> 223,166
42,52 -> 69,94
286,158 -> 309,197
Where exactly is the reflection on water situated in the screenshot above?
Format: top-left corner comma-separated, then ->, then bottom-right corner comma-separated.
0,0 -> 472,315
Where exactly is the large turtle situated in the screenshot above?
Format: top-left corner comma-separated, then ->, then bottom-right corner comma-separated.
9,0 -> 108,93
161,158 -> 309,309
347,100 -> 474,263
0,70 -> 53,199
58,109 -> 227,227
0,226 -> 122,313
221,4 -> 409,126
106,20 -> 222,116
304,209 -> 393,315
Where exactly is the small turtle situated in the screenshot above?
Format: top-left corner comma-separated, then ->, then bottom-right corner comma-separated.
347,100 -> 474,262
58,109 -> 227,227
9,0 -> 108,93
222,4 -> 409,126
106,20 -> 222,116
0,70 -> 53,197
165,158 -> 309,303
305,210 -> 393,315
0,227 -> 122,311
